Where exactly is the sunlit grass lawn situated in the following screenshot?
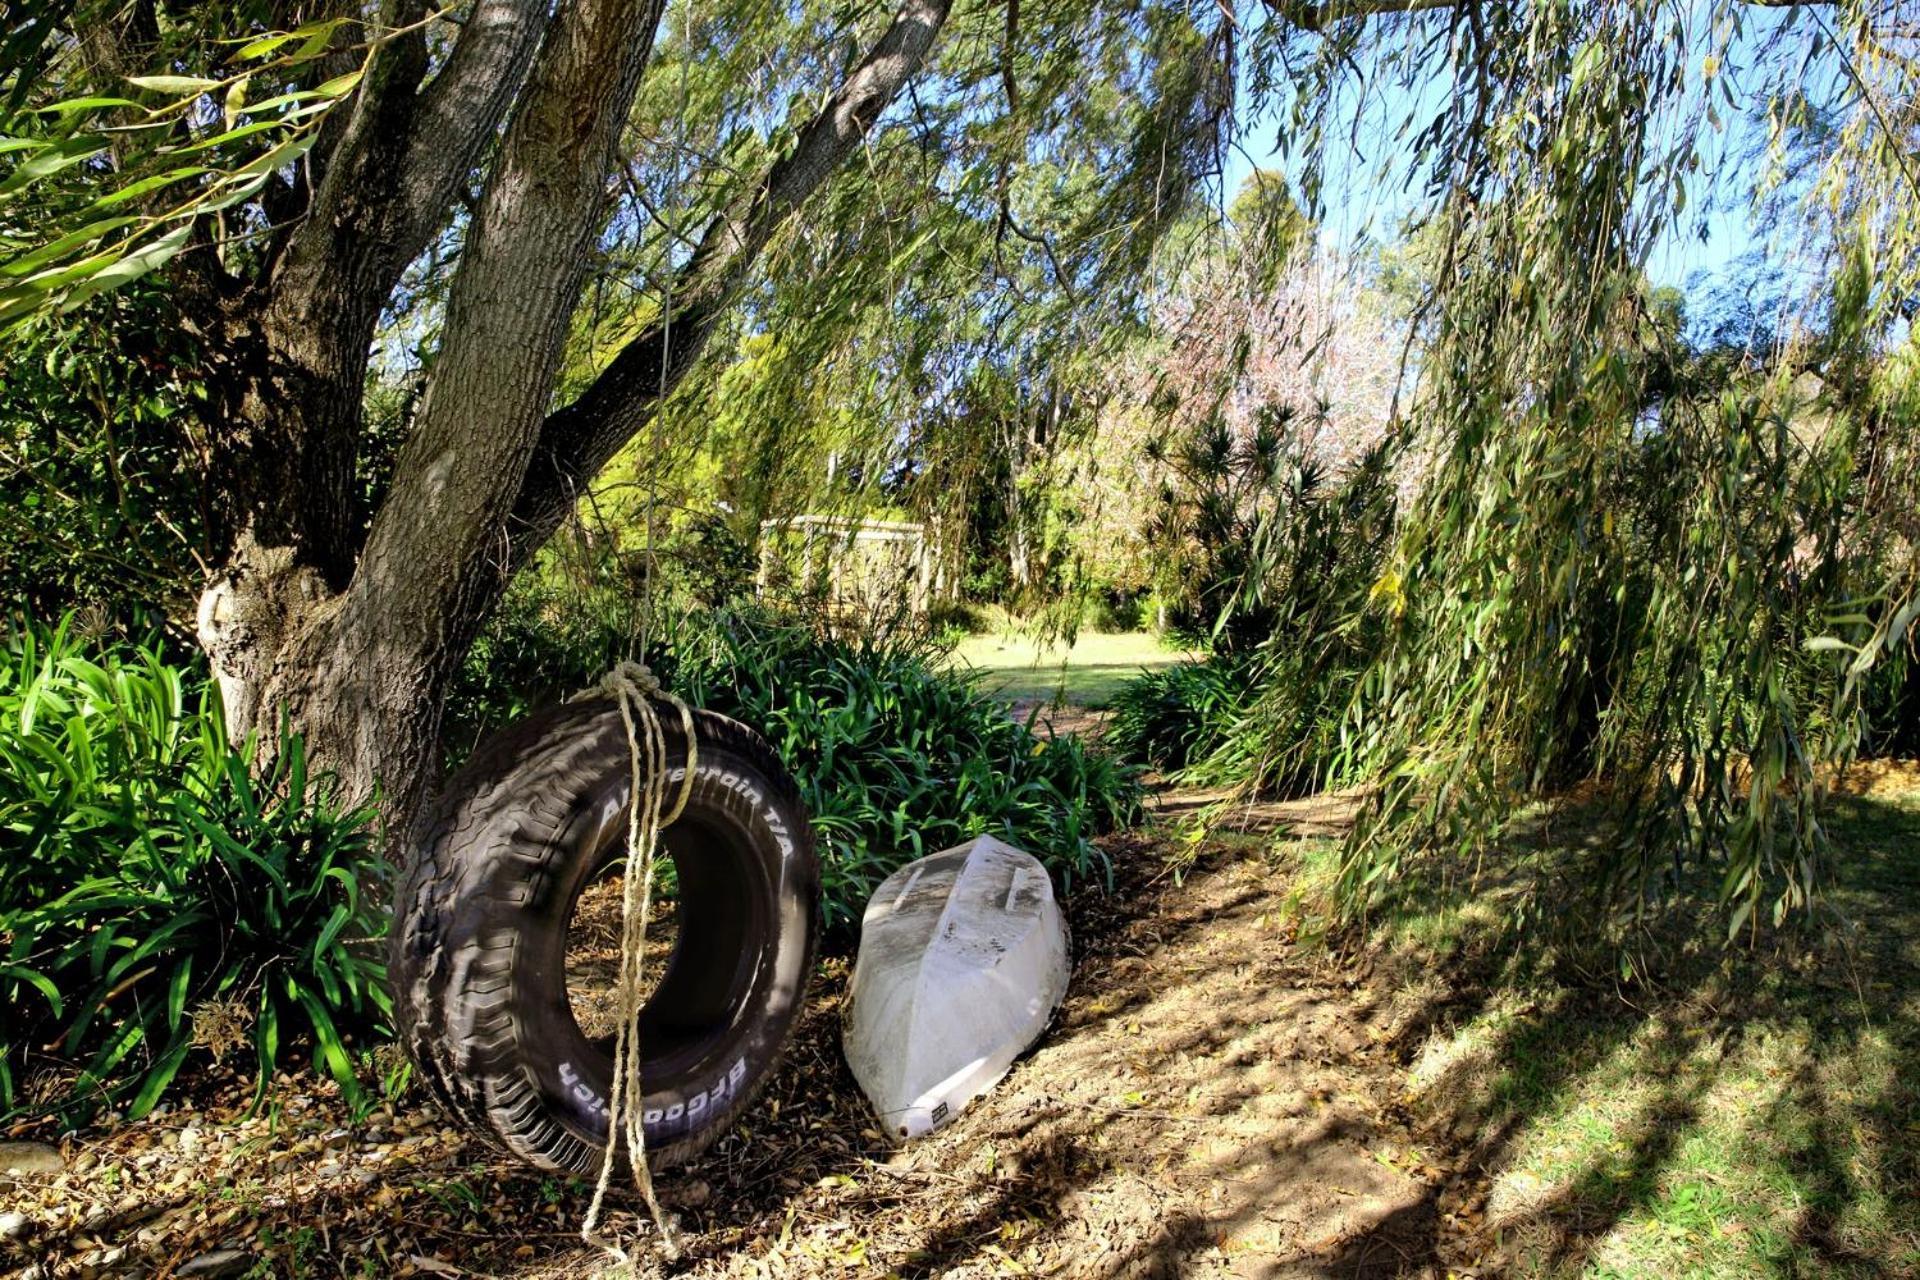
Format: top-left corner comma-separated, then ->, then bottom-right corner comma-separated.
946,629 -> 1195,706
1279,776 -> 1920,1278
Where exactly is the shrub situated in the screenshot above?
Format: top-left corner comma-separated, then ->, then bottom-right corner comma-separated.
1083,583 -> 1147,633
1,617 -> 388,1123
1107,636 -> 1367,798
1110,434 -> 1395,796
0,286 -> 209,622
1104,660 -> 1252,773
674,611 -> 1142,931
1199,641 -> 1369,796
450,561 -> 1143,932
926,598 -> 989,643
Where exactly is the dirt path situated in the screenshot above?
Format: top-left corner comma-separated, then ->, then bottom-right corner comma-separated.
3,800 -> 1483,1280
528,800 -> 1465,1280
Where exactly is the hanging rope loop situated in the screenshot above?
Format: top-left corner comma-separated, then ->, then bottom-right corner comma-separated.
595,660 -> 699,822
579,0 -> 694,1257
578,661 -> 699,1261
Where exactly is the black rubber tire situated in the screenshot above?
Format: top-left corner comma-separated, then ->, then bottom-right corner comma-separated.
390,699 -> 818,1174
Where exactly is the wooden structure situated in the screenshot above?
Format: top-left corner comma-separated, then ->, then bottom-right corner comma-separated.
756,515 -> 932,615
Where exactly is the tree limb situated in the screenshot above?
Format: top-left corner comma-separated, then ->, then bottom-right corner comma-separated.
248,0 -> 672,829
385,0 -> 558,256
1262,0 -> 1465,31
504,0 -> 956,571
267,0 -> 552,304
347,0 -> 670,635
235,0 -> 555,581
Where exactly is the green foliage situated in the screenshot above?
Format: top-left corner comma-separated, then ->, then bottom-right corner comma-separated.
0,615 -> 388,1122
443,517 -> 761,761
1194,440 -> 1396,795
1222,1 -> 1920,940
451,569 -> 1141,932
0,283 -> 208,617
1105,659 -> 1251,774
925,599 -> 991,643
1146,407 -> 1396,660
0,12 -> 373,328
677,612 -> 1141,931
562,1 -> 1238,612
1081,584 -> 1148,634
1111,424 -> 1394,794
1106,637 -> 1365,802
443,545 -> 649,764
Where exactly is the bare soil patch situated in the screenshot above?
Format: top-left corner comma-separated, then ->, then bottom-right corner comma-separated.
1147,787 -> 1366,841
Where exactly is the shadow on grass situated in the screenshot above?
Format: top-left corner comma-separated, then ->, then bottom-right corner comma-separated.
971,661 -> 1182,707
1341,786 -> 1920,1278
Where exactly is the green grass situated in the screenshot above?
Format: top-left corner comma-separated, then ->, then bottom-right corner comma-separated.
1275,783 -> 1920,1278
946,630 -> 1194,706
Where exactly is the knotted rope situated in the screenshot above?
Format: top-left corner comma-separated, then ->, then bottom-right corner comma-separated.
583,0 -> 694,1256
578,659 -> 698,1261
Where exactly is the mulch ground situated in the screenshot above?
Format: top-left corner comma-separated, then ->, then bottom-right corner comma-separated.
2,799 -> 1505,1280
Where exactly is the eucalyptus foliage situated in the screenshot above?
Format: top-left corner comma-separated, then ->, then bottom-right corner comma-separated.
570,0 -> 1240,582
0,11 -> 373,324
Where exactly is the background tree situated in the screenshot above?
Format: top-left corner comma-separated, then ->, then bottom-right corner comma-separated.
1240,0 -> 1920,931
1,0 -> 1235,837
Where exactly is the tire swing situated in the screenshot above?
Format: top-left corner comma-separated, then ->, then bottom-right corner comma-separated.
388,685 -> 819,1179
389,6 -> 816,1246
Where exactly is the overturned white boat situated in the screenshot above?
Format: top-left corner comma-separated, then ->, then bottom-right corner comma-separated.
841,835 -> 1070,1139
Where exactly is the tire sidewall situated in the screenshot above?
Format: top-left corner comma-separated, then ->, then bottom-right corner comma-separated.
533,736 -> 816,1155
393,703 -> 818,1173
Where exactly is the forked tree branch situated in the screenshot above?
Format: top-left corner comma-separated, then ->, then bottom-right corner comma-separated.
241,0 -> 556,580
347,0 -> 670,635
274,0 -> 553,297
504,0 -> 956,571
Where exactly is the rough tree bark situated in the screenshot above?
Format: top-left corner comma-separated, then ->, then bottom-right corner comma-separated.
183,0 -> 955,843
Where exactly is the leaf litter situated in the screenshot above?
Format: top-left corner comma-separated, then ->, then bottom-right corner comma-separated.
3,795 -> 1503,1279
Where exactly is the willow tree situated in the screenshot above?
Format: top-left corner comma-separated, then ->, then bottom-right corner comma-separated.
1239,0 -> 1920,934
572,1 -> 1236,606
1,0 -> 1231,834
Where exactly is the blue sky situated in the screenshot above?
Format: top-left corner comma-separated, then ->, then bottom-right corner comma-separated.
1220,1 -> 1840,301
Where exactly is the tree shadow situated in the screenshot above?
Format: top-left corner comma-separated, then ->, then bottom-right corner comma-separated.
1330,787 -> 1920,1278
72,787 -> 1902,1279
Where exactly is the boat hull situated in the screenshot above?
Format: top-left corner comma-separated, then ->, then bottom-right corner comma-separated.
841,836 -> 1071,1139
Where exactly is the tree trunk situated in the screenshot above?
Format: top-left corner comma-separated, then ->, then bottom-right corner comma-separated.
193,0 -> 955,848
197,561 -> 449,838
199,0 -> 668,843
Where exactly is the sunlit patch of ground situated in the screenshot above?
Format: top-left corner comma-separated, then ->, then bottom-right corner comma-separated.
0,810 -> 1456,1280
6,756 -> 1914,1278
566,872 -> 676,1041
947,630 -> 1195,707
1373,780 -> 1920,1279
